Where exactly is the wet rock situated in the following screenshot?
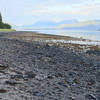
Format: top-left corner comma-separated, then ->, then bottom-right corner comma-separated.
5,79 -> 19,85
57,80 -> 67,87
0,63 -> 8,70
55,73 -> 63,77
10,69 -> 22,74
88,79 -> 96,86
85,94 -> 97,100
45,44 -> 50,48
69,72 -> 77,78
73,78 -> 79,84
47,75 -> 54,79
86,50 -> 100,56
24,72 -> 36,78
68,96 -> 76,100
32,91 -> 39,96
24,79 -> 29,82
96,72 -> 100,82
11,74 -> 23,79
57,82 -> 64,86
0,70 -> 6,74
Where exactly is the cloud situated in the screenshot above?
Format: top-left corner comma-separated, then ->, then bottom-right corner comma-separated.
0,0 -> 100,25
31,0 -> 100,17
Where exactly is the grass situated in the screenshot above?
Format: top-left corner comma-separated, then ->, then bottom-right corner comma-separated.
0,29 -> 16,32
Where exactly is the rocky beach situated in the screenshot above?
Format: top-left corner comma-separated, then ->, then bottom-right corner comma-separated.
0,31 -> 100,100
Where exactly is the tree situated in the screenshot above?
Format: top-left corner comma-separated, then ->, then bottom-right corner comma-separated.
3,23 -> 11,29
0,12 -> 11,29
0,13 -> 2,23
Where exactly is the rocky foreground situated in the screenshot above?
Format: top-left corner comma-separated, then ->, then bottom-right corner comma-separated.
0,32 -> 100,100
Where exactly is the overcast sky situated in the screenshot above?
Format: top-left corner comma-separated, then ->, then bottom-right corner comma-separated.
0,0 -> 100,25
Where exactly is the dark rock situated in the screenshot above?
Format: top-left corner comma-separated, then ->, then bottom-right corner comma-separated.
73,78 -> 79,84
68,96 -> 75,100
32,91 -> 39,96
57,80 -> 67,87
45,44 -> 50,48
47,75 -> 54,79
25,72 -> 36,78
88,79 -> 96,86
69,72 -> 77,77
5,79 -> 19,85
86,50 -> 100,56
0,63 -> 8,70
85,94 -> 97,100
57,81 -> 63,85
96,72 -> 100,82
55,73 -> 63,77
0,89 -> 8,93
11,74 -> 23,79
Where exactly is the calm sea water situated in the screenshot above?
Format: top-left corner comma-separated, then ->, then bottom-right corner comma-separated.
22,29 -> 100,41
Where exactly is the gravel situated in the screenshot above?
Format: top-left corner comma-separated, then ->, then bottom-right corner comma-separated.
0,34 -> 100,100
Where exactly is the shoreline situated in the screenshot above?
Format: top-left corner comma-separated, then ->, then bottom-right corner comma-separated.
0,31 -> 100,51
1,31 -> 100,44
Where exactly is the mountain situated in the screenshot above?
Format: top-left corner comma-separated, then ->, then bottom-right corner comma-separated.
33,21 -> 57,27
21,21 -> 57,29
13,19 -> 100,31
58,19 -> 78,25
13,19 -> 79,30
57,20 -> 100,30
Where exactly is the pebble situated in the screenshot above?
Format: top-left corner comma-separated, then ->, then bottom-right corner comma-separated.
0,63 -> 8,70
85,94 -> 97,100
24,72 -> 36,78
5,79 -> 19,85
0,34 -> 99,100
88,79 -> 96,86
0,89 -> 8,93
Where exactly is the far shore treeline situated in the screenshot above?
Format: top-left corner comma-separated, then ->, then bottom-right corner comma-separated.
0,13 -> 11,29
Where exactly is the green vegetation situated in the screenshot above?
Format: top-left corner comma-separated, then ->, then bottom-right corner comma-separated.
0,13 -> 11,29
0,29 -> 15,32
